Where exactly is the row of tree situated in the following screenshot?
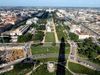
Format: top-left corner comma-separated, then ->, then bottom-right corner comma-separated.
18,33 -> 33,43
18,31 -> 45,43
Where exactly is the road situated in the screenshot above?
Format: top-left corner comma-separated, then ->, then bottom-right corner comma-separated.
25,63 -> 43,75
68,40 -> 77,61
31,53 -> 68,59
24,41 -> 33,57
0,57 -> 26,68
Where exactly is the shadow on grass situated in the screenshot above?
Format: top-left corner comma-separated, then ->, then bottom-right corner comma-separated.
56,37 -> 66,75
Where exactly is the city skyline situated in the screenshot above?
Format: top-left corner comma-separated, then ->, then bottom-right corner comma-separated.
0,0 -> 100,7
0,4 -> 100,74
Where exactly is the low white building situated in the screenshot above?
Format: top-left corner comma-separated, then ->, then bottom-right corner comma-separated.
56,12 -> 64,18
46,21 -> 52,32
78,35 -> 90,39
26,20 -> 32,25
46,25 -> 51,32
70,25 -> 95,40
33,17 -> 38,24
46,8 -> 55,13
75,30 -> 95,40
10,25 -> 30,36
26,17 -> 38,25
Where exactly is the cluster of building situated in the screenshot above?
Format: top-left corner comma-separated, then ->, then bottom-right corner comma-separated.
69,25 -> 95,39
0,7 -> 100,74
56,8 -> 100,39
0,7 -> 55,74
0,8 -> 53,43
0,8 -> 38,33
9,17 -> 39,42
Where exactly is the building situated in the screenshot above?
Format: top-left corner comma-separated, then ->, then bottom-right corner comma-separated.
10,25 -> 30,36
70,25 -> 81,33
70,25 -> 95,39
46,21 -> 52,32
76,30 -> 91,39
10,25 -> 30,42
26,17 -> 38,25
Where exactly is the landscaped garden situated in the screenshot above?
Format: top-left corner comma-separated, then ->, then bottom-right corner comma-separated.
31,64 -> 72,75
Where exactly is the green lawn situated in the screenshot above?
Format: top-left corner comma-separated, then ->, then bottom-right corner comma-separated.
68,62 -> 100,75
31,64 -> 72,75
37,58 -> 58,62
45,32 -> 55,42
56,25 -> 68,41
31,45 -> 59,54
31,45 -> 70,54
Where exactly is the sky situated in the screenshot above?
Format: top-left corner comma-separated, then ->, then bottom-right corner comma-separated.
0,0 -> 100,7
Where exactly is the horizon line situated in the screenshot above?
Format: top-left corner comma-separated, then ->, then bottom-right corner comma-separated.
0,6 -> 100,8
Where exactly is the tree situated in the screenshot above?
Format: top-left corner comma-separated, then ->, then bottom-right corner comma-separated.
77,38 -> 100,64
37,19 -> 47,24
69,32 -> 79,41
18,33 -> 33,43
33,31 -> 44,41
98,38 -> 100,42
37,25 -> 45,30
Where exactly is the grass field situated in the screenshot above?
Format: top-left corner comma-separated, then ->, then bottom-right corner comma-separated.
37,58 -> 58,62
68,62 -> 100,75
45,32 -> 55,42
31,45 -> 59,54
31,45 -> 70,54
56,25 -> 68,41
